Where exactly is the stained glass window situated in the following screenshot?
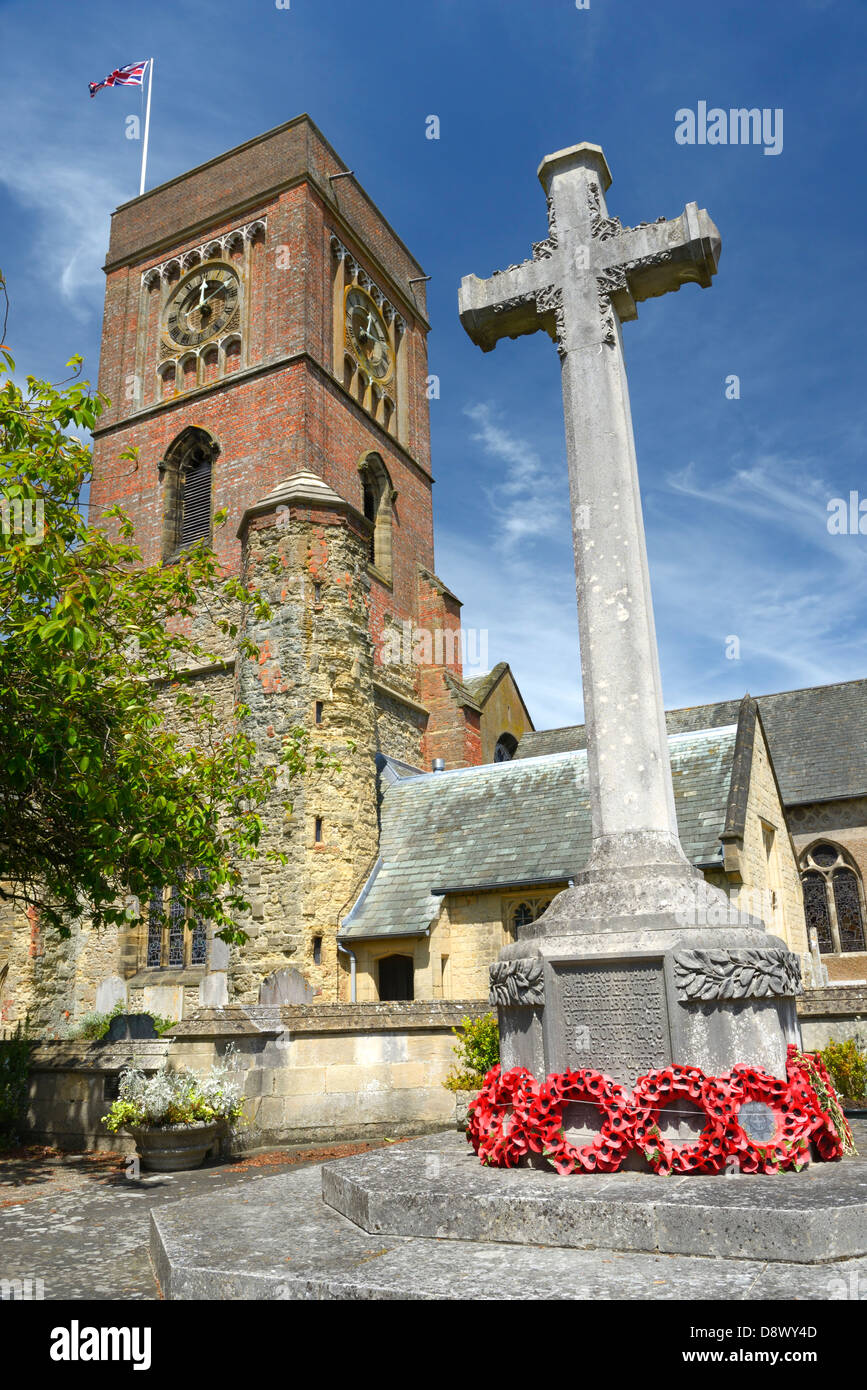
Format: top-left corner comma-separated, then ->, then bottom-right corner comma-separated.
146,886 -> 163,967
833,870 -> 866,953
168,884 -> 185,967
811,843 -> 839,868
800,843 -> 867,955
146,879 -> 209,970
802,872 -> 833,952
190,868 -> 208,966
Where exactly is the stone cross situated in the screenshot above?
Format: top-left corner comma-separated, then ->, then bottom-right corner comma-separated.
459,144 -> 720,874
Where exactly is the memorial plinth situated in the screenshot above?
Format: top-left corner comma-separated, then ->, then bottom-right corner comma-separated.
459,142 -> 800,1090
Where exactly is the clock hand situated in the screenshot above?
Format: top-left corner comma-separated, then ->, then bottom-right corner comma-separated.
365,312 -> 386,345
200,283 -> 225,307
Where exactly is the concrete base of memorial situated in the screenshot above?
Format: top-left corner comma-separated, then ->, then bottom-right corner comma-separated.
151,1131 -> 867,1300
494,851 -> 801,1085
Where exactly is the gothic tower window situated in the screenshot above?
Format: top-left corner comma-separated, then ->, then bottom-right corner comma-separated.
159,427 -> 219,562
358,451 -> 394,583
799,842 -> 866,954
362,479 -> 377,563
146,877 -> 208,970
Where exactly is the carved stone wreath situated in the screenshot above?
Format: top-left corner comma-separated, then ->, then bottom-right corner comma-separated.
672,948 -> 803,1002
489,959 -> 545,1008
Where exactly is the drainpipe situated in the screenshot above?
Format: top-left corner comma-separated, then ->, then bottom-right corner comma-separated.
337,940 -> 357,1003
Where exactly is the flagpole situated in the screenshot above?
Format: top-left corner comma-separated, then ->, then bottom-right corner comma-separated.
139,58 -> 154,196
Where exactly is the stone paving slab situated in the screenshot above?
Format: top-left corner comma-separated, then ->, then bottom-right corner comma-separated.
150,1161 -> 867,1301
0,1142 -> 390,1300
320,1131 -> 867,1264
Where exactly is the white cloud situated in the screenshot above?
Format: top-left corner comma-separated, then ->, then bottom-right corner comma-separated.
463,402 -> 569,548
435,526 -> 583,731
0,139 -> 124,315
650,453 -> 867,702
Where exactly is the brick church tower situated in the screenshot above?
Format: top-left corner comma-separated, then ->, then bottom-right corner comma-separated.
83,115 -> 489,1005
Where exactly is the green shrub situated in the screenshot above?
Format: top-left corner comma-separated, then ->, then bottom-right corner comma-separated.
0,1019 -> 34,1150
818,1037 -> 867,1104
443,1012 -> 499,1093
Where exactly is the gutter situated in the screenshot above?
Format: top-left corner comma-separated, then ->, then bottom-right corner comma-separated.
336,941 -> 357,1003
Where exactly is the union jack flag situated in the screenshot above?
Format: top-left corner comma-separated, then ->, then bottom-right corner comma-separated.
88,60 -> 148,98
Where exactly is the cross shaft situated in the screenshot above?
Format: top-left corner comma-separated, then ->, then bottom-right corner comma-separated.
459,144 -> 721,871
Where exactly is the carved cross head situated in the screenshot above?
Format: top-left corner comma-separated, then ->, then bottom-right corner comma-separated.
459,142 -> 721,358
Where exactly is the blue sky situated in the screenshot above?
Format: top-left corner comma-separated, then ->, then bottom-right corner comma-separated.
1,0 -> 865,730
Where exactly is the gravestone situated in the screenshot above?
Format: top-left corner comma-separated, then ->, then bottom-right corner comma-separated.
199,972 -> 229,1007
142,984 -> 184,1022
258,967 -> 315,1007
95,975 -> 127,1015
461,143 -> 801,1086
105,1012 -> 159,1041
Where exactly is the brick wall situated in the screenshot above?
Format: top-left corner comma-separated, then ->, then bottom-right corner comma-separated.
5,116 -> 482,1028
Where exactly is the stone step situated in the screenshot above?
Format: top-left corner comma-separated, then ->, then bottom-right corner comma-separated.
150,1160 -> 867,1301
320,1131 -> 867,1265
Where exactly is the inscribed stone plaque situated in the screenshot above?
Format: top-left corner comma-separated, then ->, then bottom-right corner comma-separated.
554,960 -> 670,1081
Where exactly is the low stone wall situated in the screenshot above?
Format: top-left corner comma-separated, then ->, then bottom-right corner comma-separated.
797,985 -> 867,1051
24,1002 -> 487,1153
25,1039 -> 170,1153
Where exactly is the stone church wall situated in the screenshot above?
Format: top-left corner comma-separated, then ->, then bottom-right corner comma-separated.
789,797 -> 867,982
229,504 -> 380,1005
372,684 -> 427,768
735,723 -> 808,956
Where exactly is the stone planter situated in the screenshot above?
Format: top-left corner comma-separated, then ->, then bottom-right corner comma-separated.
454,1090 -> 480,1132
129,1121 -> 220,1172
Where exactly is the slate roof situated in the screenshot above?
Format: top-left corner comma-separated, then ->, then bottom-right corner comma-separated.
341,726 -> 738,940
516,679 -> 867,806
464,662 -> 510,706
464,661 -> 535,728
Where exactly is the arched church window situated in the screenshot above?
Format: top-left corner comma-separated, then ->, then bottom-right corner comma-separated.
378,953 -> 414,1001
801,872 -> 833,953
494,733 -> 518,763
362,479 -> 377,564
145,875 -> 209,970
358,452 -> 394,582
834,870 -> 865,952
799,842 -> 866,954
503,893 -> 556,940
159,427 -> 219,562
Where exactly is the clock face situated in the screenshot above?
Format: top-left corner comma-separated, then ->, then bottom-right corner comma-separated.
164,264 -> 240,348
345,287 -> 393,383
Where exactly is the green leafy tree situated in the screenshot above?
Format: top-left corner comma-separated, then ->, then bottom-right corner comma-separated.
0,299 -> 324,946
